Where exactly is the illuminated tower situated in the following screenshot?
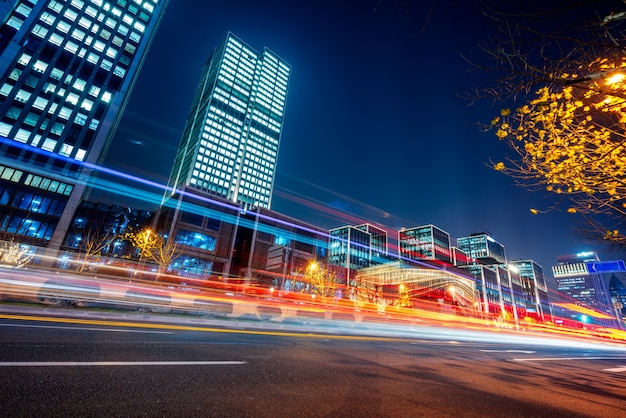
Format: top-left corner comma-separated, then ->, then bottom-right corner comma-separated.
167,32 -> 291,210
0,0 -> 168,251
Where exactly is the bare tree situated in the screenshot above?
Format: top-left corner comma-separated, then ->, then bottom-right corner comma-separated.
75,229 -> 118,272
150,240 -> 182,277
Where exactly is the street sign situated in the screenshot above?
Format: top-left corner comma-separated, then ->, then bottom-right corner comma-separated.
585,260 -> 626,273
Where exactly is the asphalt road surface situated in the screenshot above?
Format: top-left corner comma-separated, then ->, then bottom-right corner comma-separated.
1,310 -> 625,417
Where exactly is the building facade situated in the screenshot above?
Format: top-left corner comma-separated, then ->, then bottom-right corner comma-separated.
510,259 -> 551,322
399,224 -> 451,263
457,233 -> 506,265
167,32 -> 291,210
0,0 -> 167,252
328,224 -> 380,287
552,251 -> 615,324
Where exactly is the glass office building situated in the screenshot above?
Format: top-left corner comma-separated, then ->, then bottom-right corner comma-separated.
457,233 -> 506,265
0,0 -> 167,250
552,252 -> 614,317
329,225 -> 373,287
398,224 -> 451,263
356,223 -> 387,263
167,32 -> 290,210
511,259 -> 550,321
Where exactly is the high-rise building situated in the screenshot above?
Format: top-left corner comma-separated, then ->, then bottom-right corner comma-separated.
0,0 -> 168,252
167,32 -> 291,210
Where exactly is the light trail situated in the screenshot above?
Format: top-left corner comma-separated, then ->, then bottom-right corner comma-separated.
2,313 -> 626,352
0,361 -> 247,367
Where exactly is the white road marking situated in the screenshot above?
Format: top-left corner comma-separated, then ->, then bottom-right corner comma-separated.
0,323 -> 172,334
513,357 -> 626,362
0,361 -> 247,367
481,350 -> 536,353
603,365 -> 626,372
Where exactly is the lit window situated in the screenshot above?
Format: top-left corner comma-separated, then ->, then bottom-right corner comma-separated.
88,85 -> 101,97
15,89 -> 31,102
40,12 -> 56,24
60,144 -> 73,157
64,9 -> 78,22
33,60 -> 48,73
41,138 -> 56,151
17,53 -> 31,66
93,40 -> 105,52
58,107 -> 72,119
15,129 -> 30,143
64,41 -> 78,54
0,84 -> 12,97
78,17 -> 91,29
80,99 -> 93,111
133,22 -> 145,33
66,93 -> 79,105
7,16 -> 24,30
73,78 -> 86,91
75,149 -> 86,161
0,122 -> 11,136
49,33 -> 63,46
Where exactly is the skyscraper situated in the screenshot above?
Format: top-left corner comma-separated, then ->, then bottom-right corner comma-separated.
167,32 -> 291,210
0,0 -> 168,252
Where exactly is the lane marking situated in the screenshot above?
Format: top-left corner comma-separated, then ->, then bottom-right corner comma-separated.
0,361 -> 247,367
513,357 -> 626,362
481,350 -> 536,353
603,365 -> 626,372
0,323 -> 172,334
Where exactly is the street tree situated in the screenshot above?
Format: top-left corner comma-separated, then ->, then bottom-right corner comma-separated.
0,239 -> 31,268
74,229 -> 118,272
470,1 -> 626,251
300,262 -> 341,302
123,228 -> 162,261
150,240 -> 182,276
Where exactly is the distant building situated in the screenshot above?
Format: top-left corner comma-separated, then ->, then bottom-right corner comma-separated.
552,251 -> 615,324
510,259 -> 551,322
356,223 -> 388,262
398,225 -> 451,263
608,274 -> 626,319
166,32 -> 291,210
329,224 -> 389,287
457,233 -> 506,265
0,0 -> 168,252
450,246 -> 471,267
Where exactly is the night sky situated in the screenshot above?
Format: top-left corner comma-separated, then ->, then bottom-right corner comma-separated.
101,0 -> 593,275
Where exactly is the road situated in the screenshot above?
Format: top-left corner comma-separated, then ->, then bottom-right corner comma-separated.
1,310 -> 625,417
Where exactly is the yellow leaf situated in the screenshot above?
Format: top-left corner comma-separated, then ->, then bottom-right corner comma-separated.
494,162 -> 505,171
530,208 -> 538,215
567,208 -> 576,213
501,108 -> 511,116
